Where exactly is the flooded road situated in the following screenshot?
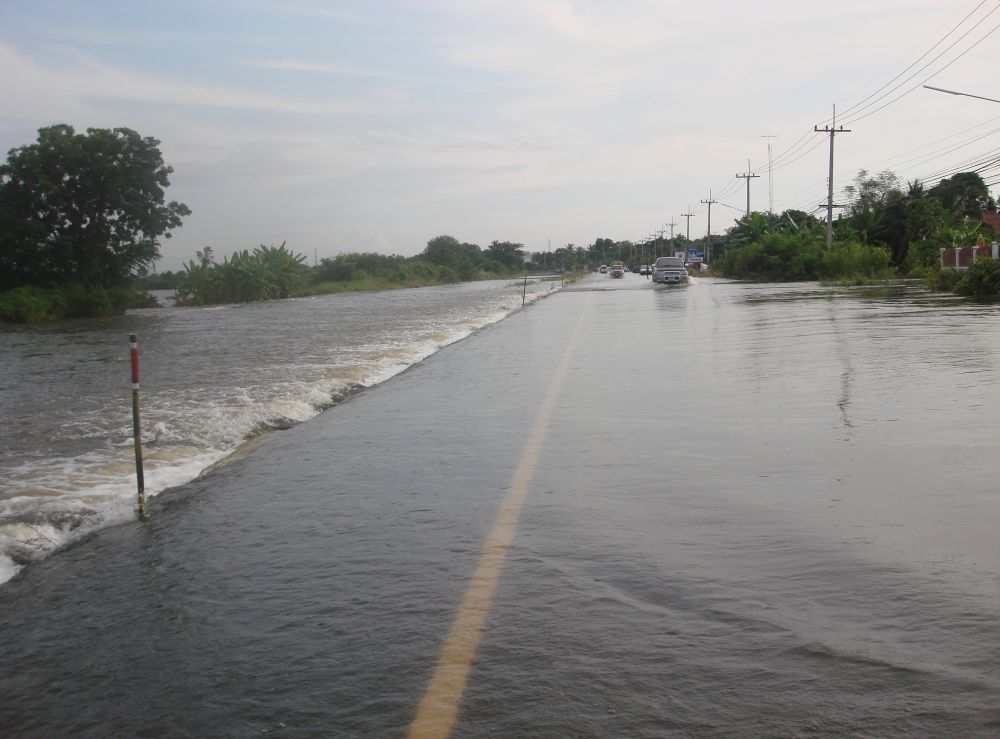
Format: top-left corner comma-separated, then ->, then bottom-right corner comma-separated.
1,273 -> 998,736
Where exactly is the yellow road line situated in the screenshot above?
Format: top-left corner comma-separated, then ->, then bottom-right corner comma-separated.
408,306 -> 587,739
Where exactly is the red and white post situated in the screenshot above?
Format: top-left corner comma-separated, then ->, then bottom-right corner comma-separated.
129,332 -> 148,520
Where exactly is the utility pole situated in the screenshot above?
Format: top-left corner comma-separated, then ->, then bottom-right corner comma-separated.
815,104 -> 851,248
700,190 -> 717,263
761,135 -> 777,212
681,206 -> 694,242
735,159 -> 759,219
666,219 -> 677,241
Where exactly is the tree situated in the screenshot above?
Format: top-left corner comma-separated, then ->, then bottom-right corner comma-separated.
486,240 -> 525,270
841,169 -> 902,246
927,172 -> 995,218
196,246 -> 216,268
420,235 -> 482,279
0,124 -> 190,291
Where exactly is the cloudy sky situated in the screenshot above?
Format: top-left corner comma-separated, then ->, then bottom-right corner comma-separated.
2,0 -> 998,269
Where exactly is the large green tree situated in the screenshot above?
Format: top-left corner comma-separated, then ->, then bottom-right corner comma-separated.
485,240 -> 525,270
421,235 -> 483,279
0,124 -> 190,290
927,171 -> 995,218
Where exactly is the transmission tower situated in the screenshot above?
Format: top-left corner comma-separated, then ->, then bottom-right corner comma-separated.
762,135 -> 777,212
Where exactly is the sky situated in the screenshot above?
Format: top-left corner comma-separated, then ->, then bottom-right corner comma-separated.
1,0 -> 998,270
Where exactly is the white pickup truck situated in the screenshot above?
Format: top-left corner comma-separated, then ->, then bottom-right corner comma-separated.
651,256 -> 688,285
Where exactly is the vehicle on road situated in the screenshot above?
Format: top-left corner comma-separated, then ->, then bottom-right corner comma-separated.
652,256 -> 688,285
599,264 -> 608,273
609,262 -> 625,278
639,264 -> 651,275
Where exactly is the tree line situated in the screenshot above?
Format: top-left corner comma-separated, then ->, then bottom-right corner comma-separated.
2,123 -> 999,320
711,169 -> 998,295
161,235 -> 534,306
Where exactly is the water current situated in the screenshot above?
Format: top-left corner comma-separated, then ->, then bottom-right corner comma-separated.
0,279 -> 553,583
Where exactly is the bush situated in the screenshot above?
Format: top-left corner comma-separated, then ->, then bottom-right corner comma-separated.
719,233 -> 893,283
718,232 -> 824,281
176,243 -> 308,305
819,241 -> 894,282
902,239 -> 943,274
0,284 -> 141,322
0,286 -> 63,322
956,258 -> 1000,302
926,268 -> 964,293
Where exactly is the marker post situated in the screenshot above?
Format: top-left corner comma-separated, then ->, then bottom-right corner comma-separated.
129,332 -> 148,520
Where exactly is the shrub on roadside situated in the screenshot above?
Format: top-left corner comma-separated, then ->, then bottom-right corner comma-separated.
955,258 -> 1000,302
176,243 -> 308,305
0,284 -> 142,322
819,241 -> 894,283
902,239 -> 943,274
0,286 -> 64,322
926,268 -> 964,293
719,232 -> 894,283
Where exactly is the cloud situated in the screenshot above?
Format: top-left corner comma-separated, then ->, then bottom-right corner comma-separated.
0,41 -> 383,119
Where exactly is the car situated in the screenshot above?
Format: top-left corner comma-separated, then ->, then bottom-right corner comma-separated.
599,265 -> 608,273
652,256 -> 688,285
639,264 -> 651,275
609,262 -> 625,278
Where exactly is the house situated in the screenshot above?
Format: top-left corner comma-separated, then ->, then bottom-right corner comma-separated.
983,211 -> 1000,235
939,213 -> 1000,270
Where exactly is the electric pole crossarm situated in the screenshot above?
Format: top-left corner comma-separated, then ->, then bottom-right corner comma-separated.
700,191 -> 717,263
735,159 -> 760,218
815,104 -> 852,247
680,207 -> 694,242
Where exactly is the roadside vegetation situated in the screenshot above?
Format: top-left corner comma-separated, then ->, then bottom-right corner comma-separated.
4,123 -> 999,320
168,236 -> 537,306
712,170 -> 997,293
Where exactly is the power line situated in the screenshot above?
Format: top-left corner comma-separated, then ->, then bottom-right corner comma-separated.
836,0 -> 995,121
831,0 -> 991,112
840,16 -> 1000,126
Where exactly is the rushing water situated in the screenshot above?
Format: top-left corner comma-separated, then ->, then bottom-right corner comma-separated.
0,279 -> 554,583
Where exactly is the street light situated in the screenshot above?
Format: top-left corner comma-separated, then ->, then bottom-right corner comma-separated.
922,85 -> 1000,104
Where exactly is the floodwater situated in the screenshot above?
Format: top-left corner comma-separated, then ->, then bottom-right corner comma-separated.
0,279 -> 554,582
1,272 -> 998,736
